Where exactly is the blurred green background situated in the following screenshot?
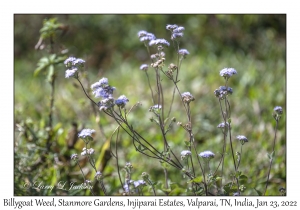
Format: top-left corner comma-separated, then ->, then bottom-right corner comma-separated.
14,14 -> 286,196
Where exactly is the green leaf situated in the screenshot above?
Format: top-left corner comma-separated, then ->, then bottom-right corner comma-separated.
267,151 -> 275,160
160,161 -> 169,169
34,57 -> 50,76
215,176 -> 222,181
169,187 -> 185,195
187,176 -> 203,184
195,187 -> 204,195
47,64 -> 54,82
170,182 -> 178,190
254,188 -> 263,196
239,174 -> 248,180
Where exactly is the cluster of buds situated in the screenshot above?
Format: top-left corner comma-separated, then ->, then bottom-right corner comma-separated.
98,97 -> 115,111
78,128 -> 95,143
181,92 -> 195,104
217,122 -> 230,135
151,58 -> 165,68
199,151 -> 215,163
236,135 -> 248,145
273,106 -> 283,121
95,171 -> 103,181
214,86 -> 233,99
166,63 -> 178,79
166,24 -> 185,41
64,57 -> 85,79
149,104 -> 162,115
180,150 -> 192,161
81,147 -> 95,156
177,121 -> 192,131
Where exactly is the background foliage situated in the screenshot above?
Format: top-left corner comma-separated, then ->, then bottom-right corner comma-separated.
14,14 -> 286,195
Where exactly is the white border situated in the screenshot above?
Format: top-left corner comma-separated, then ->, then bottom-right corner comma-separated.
3,1 -> 300,209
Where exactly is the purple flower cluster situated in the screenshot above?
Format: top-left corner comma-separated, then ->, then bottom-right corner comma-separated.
178,49 -> 190,59
166,24 -> 185,41
115,95 -> 129,108
214,86 -> 233,99
78,128 -> 95,141
91,77 -> 116,99
199,151 -> 215,159
181,92 -> 195,103
64,57 -> 86,79
138,30 -> 156,45
219,68 -> 237,79
149,38 -> 170,47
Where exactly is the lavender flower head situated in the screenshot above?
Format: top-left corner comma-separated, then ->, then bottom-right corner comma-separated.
81,147 -> 95,156
65,68 -> 78,79
273,106 -> 283,121
95,171 -> 102,180
181,92 -> 195,103
199,151 -> 215,159
99,97 -> 115,111
140,64 -> 149,71
138,30 -> 156,44
220,68 -> 237,79
178,49 -> 190,59
236,135 -> 248,145
173,26 -> 185,33
91,78 -> 116,99
166,24 -> 185,40
78,128 -> 95,141
181,150 -> 192,160
274,106 -> 283,115
73,58 -> 85,67
115,95 -> 129,108
171,32 -> 183,40
214,86 -> 233,99
138,30 -> 148,38
149,104 -> 162,113
70,154 -> 78,160
217,122 -> 229,128
64,57 -> 85,77
166,24 -> 178,31
149,39 -> 170,47
91,78 -> 109,89
133,180 -> 146,188
64,57 -> 77,68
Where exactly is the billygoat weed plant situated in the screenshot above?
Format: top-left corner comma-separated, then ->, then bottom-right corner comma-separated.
63,23 -> 284,196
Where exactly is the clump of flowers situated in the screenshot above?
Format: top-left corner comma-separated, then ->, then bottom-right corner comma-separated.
178,49 -> 189,59
78,128 -> 95,142
138,30 -> 156,45
64,57 -> 85,79
115,95 -> 129,108
219,67 -> 237,79
273,106 -> 283,121
140,64 -> 149,71
166,24 -> 185,41
181,92 -> 195,104
199,151 -> 215,160
236,135 -> 248,145
91,77 -> 116,99
214,86 -> 233,99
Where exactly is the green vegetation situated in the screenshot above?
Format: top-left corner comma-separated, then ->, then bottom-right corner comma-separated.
14,14 -> 286,196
